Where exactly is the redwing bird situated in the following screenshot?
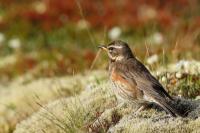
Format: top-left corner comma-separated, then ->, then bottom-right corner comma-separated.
99,40 -> 185,117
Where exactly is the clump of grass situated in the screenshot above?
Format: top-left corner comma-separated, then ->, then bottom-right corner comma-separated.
176,74 -> 200,98
0,70 -> 106,133
14,82 -> 116,133
152,60 -> 200,99
157,72 -> 200,99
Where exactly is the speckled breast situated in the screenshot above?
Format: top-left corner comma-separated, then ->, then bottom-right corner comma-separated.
109,65 -> 143,103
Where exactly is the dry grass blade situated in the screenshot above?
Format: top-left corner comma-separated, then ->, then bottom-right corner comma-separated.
173,41 -> 179,51
35,102 -> 67,131
75,0 -> 96,49
144,41 -> 150,60
144,42 -> 154,71
90,49 -> 102,70
162,48 -> 166,66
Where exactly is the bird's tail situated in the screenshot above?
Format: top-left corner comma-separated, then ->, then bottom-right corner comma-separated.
157,99 -> 187,117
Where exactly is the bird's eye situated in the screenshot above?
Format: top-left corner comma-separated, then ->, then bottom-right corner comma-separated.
108,47 -> 114,51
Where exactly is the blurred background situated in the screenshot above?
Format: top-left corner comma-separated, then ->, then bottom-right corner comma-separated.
0,1 -> 200,133
0,0 -> 200,82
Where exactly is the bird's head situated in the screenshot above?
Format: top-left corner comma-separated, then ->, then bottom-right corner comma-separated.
98,40 -> 134,62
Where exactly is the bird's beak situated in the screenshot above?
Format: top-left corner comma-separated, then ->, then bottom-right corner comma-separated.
98,45 -> 108,51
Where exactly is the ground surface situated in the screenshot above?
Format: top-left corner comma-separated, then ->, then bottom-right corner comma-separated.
1,61 -> 200,133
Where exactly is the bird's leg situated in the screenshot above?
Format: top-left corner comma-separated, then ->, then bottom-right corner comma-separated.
135,105 -> 146,114
134,103 -> 152,115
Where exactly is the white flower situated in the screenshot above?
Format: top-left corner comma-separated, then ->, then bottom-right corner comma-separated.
152,32 -> 163,44
175,60 -> 200,74
146,32 -> 164,45
138,5 -> 157,20
176,60 -> 189,69
108,27 -> 121,40
166,73 -> 171,78
0,33 -> 5,44
156,71 -> 161,76
33,1 -> 46,14
146,54 -> 158,65
77,19 -> 90,30
8,38 -> 21,49
175,72 -> 182,79
161,76 -> 167,82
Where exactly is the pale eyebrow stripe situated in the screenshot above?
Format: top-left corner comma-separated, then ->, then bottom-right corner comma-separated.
108,45 -> 123,49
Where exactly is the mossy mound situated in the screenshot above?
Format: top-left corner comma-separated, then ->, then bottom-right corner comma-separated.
14,82 -> 116,133
10,61 -> 200,133
108,99 -> 200,133
0,70 -> 106,133
14,81 -> 200,133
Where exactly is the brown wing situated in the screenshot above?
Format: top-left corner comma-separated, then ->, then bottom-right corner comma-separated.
116,58 -> 173,102
115,58 -> 186,117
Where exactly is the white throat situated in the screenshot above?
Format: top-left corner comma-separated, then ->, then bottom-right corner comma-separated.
115,55 -> 124,61
109,55 -> 124,62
